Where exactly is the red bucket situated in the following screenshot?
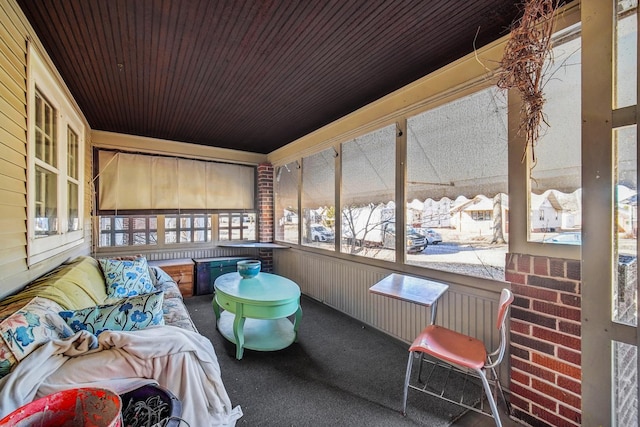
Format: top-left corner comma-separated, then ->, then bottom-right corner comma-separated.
0,387 -> 122,427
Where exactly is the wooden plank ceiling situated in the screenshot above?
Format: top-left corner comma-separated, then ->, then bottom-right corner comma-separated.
17,0 -> 522,154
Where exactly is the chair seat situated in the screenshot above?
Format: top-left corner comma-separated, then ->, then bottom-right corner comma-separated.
409,325 -> 486,370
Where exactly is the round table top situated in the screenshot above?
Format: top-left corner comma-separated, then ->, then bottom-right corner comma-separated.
214,272 -> 300,303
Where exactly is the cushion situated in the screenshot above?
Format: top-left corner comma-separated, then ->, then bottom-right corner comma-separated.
0,256 -> 108,311
99,257 -> 155,299
59,291 -> 165,336
0,297 -> 73,363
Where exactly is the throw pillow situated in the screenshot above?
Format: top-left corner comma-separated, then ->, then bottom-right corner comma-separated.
99,257 -> 155,299
0,297 -> 74,362
59,291 -> 164,336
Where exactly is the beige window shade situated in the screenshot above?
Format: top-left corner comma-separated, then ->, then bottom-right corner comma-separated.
98,151 -> 255,211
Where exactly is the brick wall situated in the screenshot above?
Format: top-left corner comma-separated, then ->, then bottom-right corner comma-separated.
506,253 -> 582,427
257,163 -> 274,272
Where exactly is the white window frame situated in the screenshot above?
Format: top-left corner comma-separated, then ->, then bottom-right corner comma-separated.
27,46 -> 85,265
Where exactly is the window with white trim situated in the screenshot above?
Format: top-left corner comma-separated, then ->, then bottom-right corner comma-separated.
28,47 -> 84,264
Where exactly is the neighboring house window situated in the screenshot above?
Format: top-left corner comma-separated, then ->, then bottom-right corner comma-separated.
28,47 -> 84,264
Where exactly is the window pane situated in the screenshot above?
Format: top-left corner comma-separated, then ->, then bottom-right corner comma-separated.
67,181 -> 79,232
615,0 -> 638,109
302,149 -> 336,251
132,232 -> 147,245
67,126 -> 78,179
35,90 -> 57,167
529,26 -> 582,244
275,162 -> 299,244
165,217 -> 177,228
341,124 -> 395,261
166,231 -> 177,243
35,165 -> 58,237
406,87 -> 507,279
614,125 -> 637,326
133,218 -> 147,230
114,217 -> 129,231
614,341 -> 638,426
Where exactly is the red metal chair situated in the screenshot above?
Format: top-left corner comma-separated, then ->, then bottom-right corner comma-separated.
402,288 -> 514,427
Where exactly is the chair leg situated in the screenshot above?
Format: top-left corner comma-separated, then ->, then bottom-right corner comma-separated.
489,365 -> 512,415
402,351 -> 414,416
476,368 -> 502,427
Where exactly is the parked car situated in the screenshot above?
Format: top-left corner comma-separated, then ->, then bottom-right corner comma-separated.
543,231 -> 581,245
423,229 -> 443,245
310,225 -> 335,242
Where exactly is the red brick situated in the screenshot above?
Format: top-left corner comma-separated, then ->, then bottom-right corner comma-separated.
528,275 -> 579,293
558,320 -> 581,336
509,394 -> 530,412
518,255 -> 532,273
510,382 -> 557,410
532,378 -> 581,409
533,404 -> 580,427
511,333 -> 555,355
513,296 -> 531,309
511,369 -> 531,386
560,293 -> 581,308
511,283 -> 559,302
532,353 -> 581,380
549,259 -> 565,277
532,326 -> 581,351
532,300 -> 581,322
559,403 -> 582,424
557,347 -> 581,366
566,260 -> 581,281
557,375 -> 581,395
511,307 -> 557,329
511,319 -> 531,335
511,358 -> 556,382
506,271 -> 527,285
506,253 -> 517,271
534,257 -> 549,276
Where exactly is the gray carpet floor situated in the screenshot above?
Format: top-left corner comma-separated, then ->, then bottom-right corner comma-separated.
184,294 -> 475,426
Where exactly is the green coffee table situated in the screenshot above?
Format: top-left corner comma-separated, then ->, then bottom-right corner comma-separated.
213,271 -> 302,360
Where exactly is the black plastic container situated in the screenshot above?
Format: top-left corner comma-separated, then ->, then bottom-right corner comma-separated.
120,384 -> 182,427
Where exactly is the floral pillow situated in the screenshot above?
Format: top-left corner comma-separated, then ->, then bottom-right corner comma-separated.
0,297 -> 74,363
59,291 -> 164,336
99,257 -> 155,299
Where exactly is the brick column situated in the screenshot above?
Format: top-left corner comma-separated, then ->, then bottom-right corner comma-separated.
257,163 -> 274,272
506,253 -> 582,427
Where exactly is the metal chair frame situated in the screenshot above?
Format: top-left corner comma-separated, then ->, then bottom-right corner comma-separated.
401,288 -> 514,427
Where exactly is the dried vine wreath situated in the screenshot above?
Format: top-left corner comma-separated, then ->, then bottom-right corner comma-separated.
496,0 -> 557,163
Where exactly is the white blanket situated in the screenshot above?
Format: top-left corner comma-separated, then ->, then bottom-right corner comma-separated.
0,326 -> 242,426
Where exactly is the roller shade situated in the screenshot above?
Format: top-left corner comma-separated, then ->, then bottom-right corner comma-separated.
98,151 -> 255,211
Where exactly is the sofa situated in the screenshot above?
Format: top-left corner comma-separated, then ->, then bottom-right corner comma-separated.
0,255 -> 242,426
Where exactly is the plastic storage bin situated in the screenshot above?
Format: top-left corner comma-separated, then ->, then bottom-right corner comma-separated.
120,384 -> 181,427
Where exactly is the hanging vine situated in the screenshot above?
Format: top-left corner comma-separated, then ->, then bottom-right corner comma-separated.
496,0 -> 557,163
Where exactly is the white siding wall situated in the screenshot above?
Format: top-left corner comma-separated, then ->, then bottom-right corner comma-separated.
0,1 -> 92,297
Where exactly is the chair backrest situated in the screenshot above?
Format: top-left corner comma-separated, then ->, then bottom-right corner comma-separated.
485,288 -> 514,369
495,288 -> 514,330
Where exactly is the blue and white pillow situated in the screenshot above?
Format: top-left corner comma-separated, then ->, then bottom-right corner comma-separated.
59,291 -> 164,336
0,297 -> 73,362
99,257 -> 155,299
